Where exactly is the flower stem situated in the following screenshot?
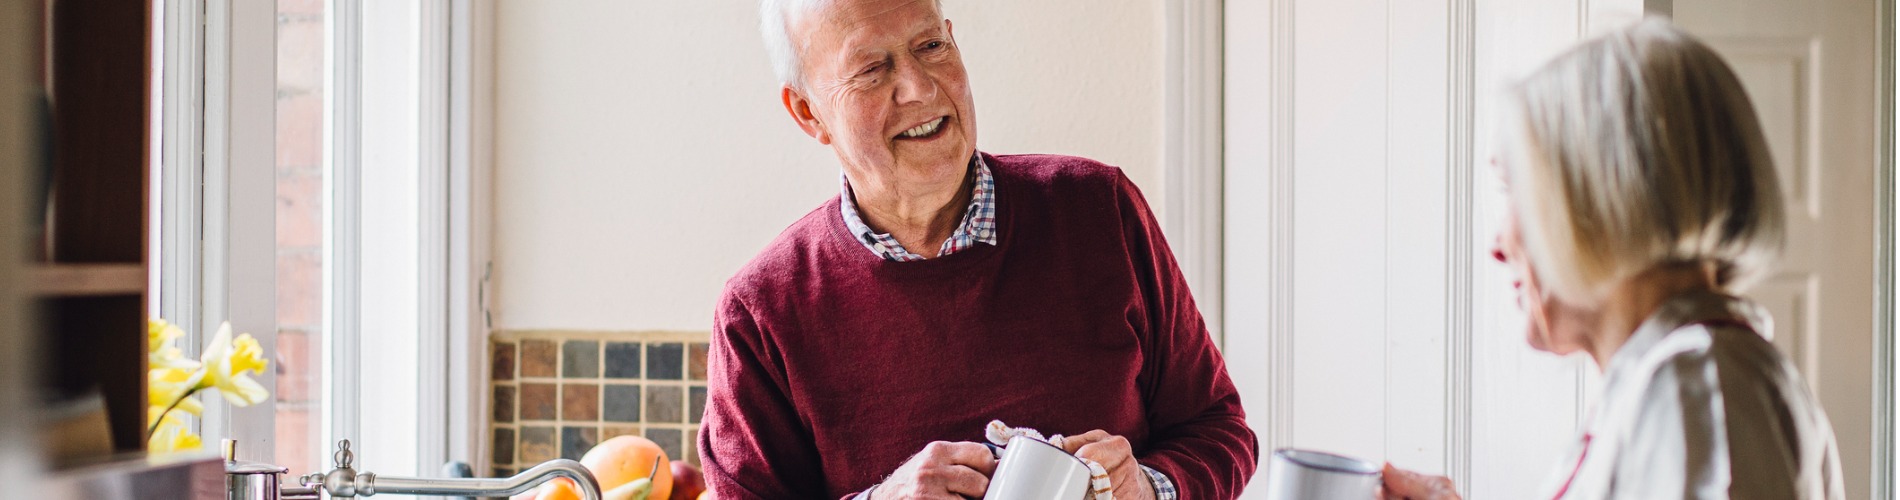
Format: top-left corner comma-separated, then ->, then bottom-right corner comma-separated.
147,388 -> 197,438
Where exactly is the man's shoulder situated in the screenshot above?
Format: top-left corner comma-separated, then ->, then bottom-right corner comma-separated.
987,152 -> 1129,188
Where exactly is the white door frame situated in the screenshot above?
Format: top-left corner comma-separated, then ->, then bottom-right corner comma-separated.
1163,0 -> 1226,345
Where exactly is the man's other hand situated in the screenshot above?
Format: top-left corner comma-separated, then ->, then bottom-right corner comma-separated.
1061,430 -> 1157,500
869,441 -> 997,500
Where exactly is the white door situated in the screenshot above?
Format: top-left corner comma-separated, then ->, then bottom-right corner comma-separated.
1672,2 -> 1881,498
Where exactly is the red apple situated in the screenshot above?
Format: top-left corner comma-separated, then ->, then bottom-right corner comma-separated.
668,462 -> 705,500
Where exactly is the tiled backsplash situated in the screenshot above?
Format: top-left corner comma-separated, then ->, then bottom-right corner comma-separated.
490,331 -> 709,476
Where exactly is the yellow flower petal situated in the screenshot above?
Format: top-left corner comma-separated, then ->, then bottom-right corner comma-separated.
148,413 -> 203,454
196,323 -> 271,407
229,333 -> 266,376
198,322 -> 233,366
148,319 -> 170,350
213,370 -> 269,407
148,367 -> 200,407
151,346 -> 201,371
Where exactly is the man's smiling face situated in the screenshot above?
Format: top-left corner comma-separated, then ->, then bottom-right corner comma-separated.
786,0 -> 977,195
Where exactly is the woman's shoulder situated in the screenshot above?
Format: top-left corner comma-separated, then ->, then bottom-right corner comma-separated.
1605,322 -> 1840,498
1608,323 -> 1810,424
1627,322 -> 1802,400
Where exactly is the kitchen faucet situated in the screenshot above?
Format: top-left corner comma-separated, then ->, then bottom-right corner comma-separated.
302,439 -> 603,500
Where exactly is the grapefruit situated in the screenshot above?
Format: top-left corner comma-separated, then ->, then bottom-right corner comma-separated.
539,436 -> 673,500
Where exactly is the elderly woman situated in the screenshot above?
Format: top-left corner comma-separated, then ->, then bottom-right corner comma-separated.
1384,20 -> 1843,500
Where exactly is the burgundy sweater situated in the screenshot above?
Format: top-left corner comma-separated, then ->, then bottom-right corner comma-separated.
699,153 -> 1257,499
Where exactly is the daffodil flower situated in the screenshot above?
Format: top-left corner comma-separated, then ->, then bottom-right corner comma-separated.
147,365 -> 204,418
146,319 -> 271,450
148,319 -> 199,371
147,408 -> 202,454
198,322 -> 269,407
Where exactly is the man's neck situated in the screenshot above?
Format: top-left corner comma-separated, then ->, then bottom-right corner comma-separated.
849,164 -> 976,259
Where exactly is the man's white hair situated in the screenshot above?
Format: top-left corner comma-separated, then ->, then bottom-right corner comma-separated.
759,0 -> 943,88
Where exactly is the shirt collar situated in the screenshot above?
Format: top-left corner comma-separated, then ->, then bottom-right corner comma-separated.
838,153 -> 998,262
1605,290 -> 1770,379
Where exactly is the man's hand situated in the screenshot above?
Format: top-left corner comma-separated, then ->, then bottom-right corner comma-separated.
869,441 -> 997,500
1060,430 -> 1157,500
1379,463 -> 1461,500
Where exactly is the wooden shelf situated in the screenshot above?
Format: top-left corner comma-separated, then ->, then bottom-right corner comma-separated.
32,264 -> 145,297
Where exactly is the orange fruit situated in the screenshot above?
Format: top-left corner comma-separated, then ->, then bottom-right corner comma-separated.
587,436 -> 674,499
541,436 -> 674,500
537,478 -> 580,500
696,491 -> 710,500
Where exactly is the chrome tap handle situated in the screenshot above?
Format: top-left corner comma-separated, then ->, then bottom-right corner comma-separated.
334,439 -> 355,469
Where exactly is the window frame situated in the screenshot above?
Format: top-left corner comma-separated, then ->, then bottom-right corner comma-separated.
156,0 -> 485,472
156,0 -> 281,462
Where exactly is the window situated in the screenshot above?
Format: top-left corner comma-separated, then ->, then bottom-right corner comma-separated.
151,0 -> 481,477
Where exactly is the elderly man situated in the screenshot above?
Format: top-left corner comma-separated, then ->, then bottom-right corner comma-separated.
699,0 -> 1257,498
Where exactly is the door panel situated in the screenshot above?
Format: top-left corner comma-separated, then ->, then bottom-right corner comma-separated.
1678,2 -> 1880,498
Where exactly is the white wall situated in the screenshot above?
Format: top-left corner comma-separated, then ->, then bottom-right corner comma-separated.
492,0 -> 1167,332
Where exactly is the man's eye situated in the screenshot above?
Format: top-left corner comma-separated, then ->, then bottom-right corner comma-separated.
922,41 -> 945,51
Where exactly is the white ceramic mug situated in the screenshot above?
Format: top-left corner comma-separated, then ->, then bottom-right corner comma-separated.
1263,448 -> 1382,500
982,436 -> 1093,500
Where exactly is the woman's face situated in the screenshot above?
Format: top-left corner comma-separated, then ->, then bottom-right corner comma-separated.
1493,175 -> 1599,355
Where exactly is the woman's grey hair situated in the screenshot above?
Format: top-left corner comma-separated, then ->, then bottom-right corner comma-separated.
759,0 -> 942,89
1498,18 -> 1786,303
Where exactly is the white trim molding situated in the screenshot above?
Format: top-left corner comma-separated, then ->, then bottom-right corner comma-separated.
1164,0 -> 1226,346
1445,0 -> 1477,488
1222,0 -> 1295,463
1261,0 -> 1296,458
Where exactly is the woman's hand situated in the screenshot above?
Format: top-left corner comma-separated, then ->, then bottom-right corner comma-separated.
1061,430 -> 1157,500
1380,463 -> 1461,500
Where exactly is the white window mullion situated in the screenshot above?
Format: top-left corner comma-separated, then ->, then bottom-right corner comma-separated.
198,0 -> 277,461
156,0 -> 204,366
323,0 -> 364,465
445,0 -> 496,472
326,0 -> 460,476
347,0 -> 430,478
416,0 -> 452,476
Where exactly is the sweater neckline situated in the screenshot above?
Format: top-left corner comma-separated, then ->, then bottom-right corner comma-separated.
823,153 -> 1013,273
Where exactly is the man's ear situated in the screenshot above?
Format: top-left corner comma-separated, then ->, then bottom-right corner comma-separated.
946,18 -> 955,40
781,85 -> 831,145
